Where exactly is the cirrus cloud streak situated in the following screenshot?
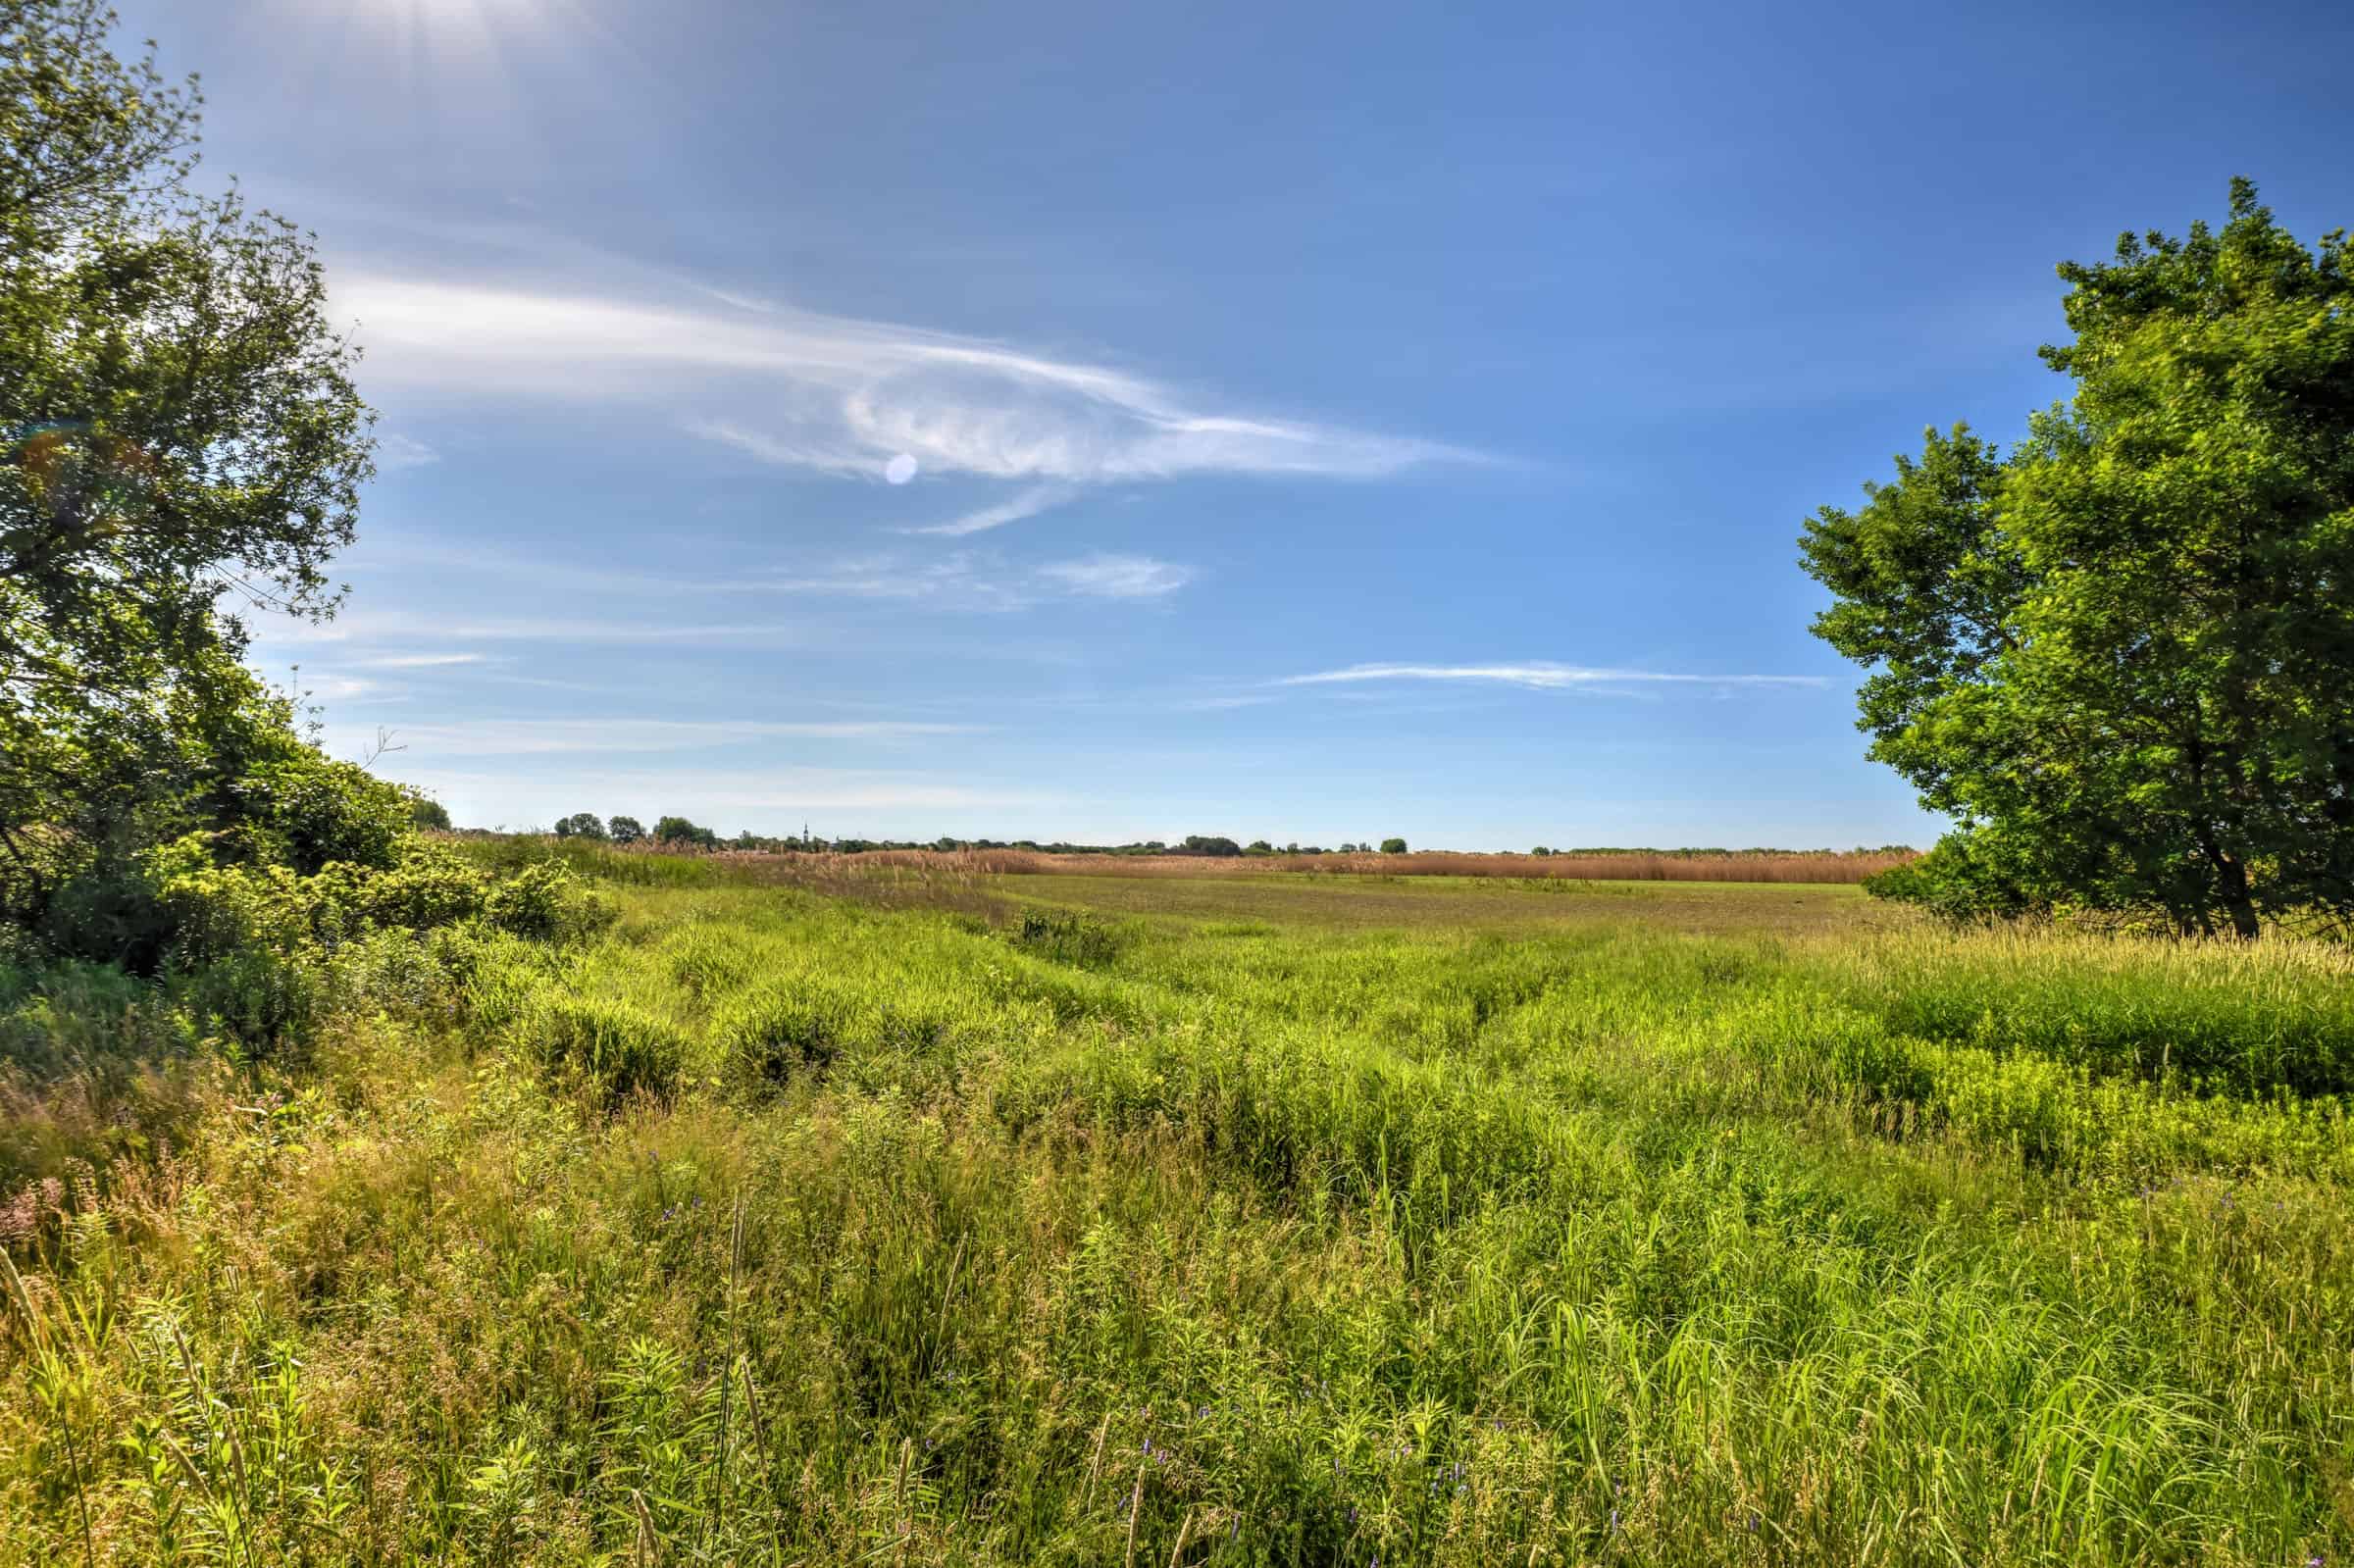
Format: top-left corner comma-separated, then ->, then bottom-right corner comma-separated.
1278,662 -> 1826,692
338,273 -> 1481,490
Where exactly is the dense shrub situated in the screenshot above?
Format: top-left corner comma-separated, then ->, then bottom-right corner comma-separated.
37,837 -> 215,973
327,840 -> 492,932
484,861 -> 617,942
173,942 -> 324,1050
1862,835 -> 2048,923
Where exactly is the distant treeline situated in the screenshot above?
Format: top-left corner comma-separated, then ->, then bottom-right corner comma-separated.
526,814 -> 1914,869
482,819 -> 1917,885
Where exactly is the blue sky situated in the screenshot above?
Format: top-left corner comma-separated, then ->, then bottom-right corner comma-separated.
128,0 -> 2354,846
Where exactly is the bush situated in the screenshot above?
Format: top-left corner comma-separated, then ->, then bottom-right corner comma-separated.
1864,835 -> 2045,923
150,851 -> 315,967
229,746 -> 412,874
484,861 -> 618,942
175,944 -> 322,1051
39,837 -> 206,973
338,840 -> 491,932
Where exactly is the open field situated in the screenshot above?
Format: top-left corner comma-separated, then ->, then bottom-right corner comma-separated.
680,845 -> 1917,886
1006,871 -> 1898,937
458,839 -> 1909,936
6,851 -> 2354,1565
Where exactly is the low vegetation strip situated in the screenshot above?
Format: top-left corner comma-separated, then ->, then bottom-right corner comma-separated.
493,838 -> 1918,886
4,857 -> 2351,1565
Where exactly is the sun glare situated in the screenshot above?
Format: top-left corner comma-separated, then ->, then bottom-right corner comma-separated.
313,0 -> 568,67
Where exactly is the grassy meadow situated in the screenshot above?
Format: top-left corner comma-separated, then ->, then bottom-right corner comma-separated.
5,846 -> 2354,1565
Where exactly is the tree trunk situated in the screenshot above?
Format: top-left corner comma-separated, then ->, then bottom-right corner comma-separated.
2213,850 -> 2260,941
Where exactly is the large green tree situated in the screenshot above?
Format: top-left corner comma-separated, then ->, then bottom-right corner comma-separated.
1802,181 -> 2354,938
2,0 -> 374,909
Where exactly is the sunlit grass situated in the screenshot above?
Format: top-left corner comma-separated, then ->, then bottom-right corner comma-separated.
3,865 -> 2350,1564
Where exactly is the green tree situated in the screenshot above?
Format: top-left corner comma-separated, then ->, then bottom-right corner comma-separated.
553,811 -> 606,840
2,1 -> 374,913
607,814 -> 644,845
1802,181 -> 2354,938
1380,837 -> 1408,855
654,815 -> 716,849
1179,835 -> 1243,857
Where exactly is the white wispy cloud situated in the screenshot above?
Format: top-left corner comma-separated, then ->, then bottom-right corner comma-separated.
254,607 -> 821,648
754,551 -> 1029,611
1172,694 -> 1280,711
339,718 -> 981,758
738,549 -> 1198,609
357,651 -> 486,668
338,273 -> 1479,487
1277,662 -> 1827,692
376,431 -> 441,472
1036,554 -> 1198,600
299,673 -> 383,701
901,483 -> 1077,537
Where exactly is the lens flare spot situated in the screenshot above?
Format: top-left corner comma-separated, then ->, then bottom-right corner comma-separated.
885,453 -> 918,485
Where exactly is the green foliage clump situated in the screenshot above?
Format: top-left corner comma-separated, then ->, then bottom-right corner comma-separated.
483,860 -> 618,943
715,983 -> 856,1090
330,840 -> 493,933
1011,909 -> 1128,969
230,745 -> 412,876
522,993 -> 686,1099
653,815 -> 718,849
1177,835 -> 1243,856
1858,835 -> 2043,924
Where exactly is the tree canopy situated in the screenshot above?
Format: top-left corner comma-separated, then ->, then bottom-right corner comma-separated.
2,0 -> 381,933
1177,835 -> 1243,857
653,815 -> 718,849
1802,181 -> 2354,937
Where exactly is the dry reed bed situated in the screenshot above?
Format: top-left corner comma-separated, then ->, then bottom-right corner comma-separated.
691,846 -> 1916,885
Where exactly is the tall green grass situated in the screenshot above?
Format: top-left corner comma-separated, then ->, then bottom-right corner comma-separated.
3,880 -> 2350,1564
